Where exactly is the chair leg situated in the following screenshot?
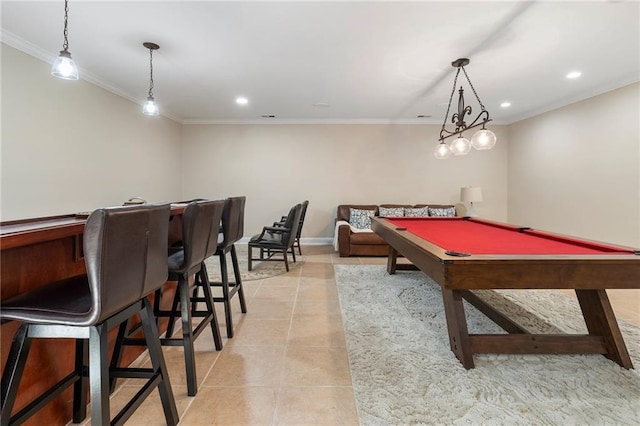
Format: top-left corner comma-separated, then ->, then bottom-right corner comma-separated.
199,264 -> 224,350
73,339 -> 88,423
231,245 -> 247,314
283,250 -> 290,272
1,324 -> 32,426
178,276 -> 198,396
291,246 -> 297,263
165,288 -> 181,338
88,324 -> 110,426
109,320 -> 129,393
139,298 -> 179,426
219,251 -> 234,338
297,237 -> 302,256
248,245 -> 253,271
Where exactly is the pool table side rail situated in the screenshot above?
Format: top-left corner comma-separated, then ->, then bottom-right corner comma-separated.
371,217 -> 640,290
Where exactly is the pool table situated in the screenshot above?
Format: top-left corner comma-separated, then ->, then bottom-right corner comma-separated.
371,216 -> 640,369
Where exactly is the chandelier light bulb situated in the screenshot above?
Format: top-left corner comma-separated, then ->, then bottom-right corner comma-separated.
471,129 -> 497,150
51,50 -> 79,80
434,142 -> 452,159
449,136 -> 471,156
143,96 -> 159,116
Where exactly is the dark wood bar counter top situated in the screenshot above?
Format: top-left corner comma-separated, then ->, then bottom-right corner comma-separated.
1,205 -> 186,425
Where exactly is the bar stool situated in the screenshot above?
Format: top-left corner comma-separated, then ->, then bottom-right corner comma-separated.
207,196 -> 248,338
0,204 -> 178,426
145,199 -> 225,397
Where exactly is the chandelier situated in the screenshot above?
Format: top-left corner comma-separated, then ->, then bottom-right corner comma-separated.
434,58 -> 496,159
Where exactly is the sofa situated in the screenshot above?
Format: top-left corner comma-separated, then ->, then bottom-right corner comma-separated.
335,204 -> 459,257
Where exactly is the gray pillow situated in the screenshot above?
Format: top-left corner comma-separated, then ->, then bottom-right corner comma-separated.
379,207 -> 404,218
404,206 -> 429,217
428,207 -> 456,217
349,208 -> 376,229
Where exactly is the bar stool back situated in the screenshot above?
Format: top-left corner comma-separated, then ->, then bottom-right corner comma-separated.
0,204 -> 178,426
208,196 -> 248,338
150,199 -> 225,396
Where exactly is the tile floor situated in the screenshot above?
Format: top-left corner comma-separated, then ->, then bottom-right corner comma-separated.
97,245 -> 639,425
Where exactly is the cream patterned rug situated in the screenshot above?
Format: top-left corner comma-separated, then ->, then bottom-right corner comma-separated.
204,245 -> 304,282
334,265 -> 640,425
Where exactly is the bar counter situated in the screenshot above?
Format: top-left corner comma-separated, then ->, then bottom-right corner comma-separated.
1,206 -> 185,425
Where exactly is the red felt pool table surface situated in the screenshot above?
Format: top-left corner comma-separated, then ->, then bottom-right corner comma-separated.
386,217 -> 634,255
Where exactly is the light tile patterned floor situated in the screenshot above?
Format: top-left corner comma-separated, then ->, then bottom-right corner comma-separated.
95,245 -> 640,425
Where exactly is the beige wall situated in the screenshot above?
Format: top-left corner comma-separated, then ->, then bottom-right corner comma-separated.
1,44 -> 183,220
181,124 -> 509,239
508,83 -> 640,247
7,43 -> 636,248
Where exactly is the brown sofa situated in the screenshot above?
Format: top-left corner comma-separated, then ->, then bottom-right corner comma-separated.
336,204 -> 458,257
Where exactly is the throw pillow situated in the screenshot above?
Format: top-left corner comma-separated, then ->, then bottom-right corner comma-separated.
379,207 -> 404,218
428,206 -> 456,217
404,206 -> 429,217
349,208 -> 376,230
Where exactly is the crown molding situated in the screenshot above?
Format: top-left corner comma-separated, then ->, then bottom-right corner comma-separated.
1,30 -> 182,124
502,78 -> 640,125
182,117 -> 449,125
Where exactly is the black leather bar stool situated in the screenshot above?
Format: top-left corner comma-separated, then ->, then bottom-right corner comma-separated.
0,204 -> 178,426
142,199 -> 225,397
206,196 -> 248,338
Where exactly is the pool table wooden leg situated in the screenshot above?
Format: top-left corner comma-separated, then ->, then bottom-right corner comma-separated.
442,289 -> 474,369
575,289 -> 633,369
386,247 -> 398,274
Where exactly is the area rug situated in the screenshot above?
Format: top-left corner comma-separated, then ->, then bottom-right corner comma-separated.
334,265 -> 640,425
204,245 -> 304,281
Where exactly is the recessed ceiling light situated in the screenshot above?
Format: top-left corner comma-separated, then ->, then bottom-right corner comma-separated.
566,71 -> 582,79
235,97 -> 249,105
500,102 -> 511,108
313,102 -> 330,108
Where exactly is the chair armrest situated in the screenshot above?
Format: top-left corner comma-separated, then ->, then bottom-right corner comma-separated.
272,221 -> 286,227
264,226 -> 289,233
338,223 -> 352,257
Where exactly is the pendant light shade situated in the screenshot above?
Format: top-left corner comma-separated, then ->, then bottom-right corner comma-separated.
52,50 -> 78,80
143,97 -> 159,116
52,0 -> 78,80
470,128 -> 497,150
434,142 -> 452,159
142,42 -> 160,116
449,136 -> 471,156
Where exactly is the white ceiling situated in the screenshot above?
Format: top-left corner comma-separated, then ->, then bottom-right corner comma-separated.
2,1 -> 639,124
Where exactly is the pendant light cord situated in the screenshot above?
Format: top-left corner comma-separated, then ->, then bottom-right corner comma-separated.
62,0 -> 69,51
148,49 -> 154,98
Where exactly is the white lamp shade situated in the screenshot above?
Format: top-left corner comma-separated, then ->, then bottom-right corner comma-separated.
460,186 -> 483,203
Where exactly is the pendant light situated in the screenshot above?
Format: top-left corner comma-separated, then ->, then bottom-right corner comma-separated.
51,0 -> 79,80
142,42 -> 160,116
